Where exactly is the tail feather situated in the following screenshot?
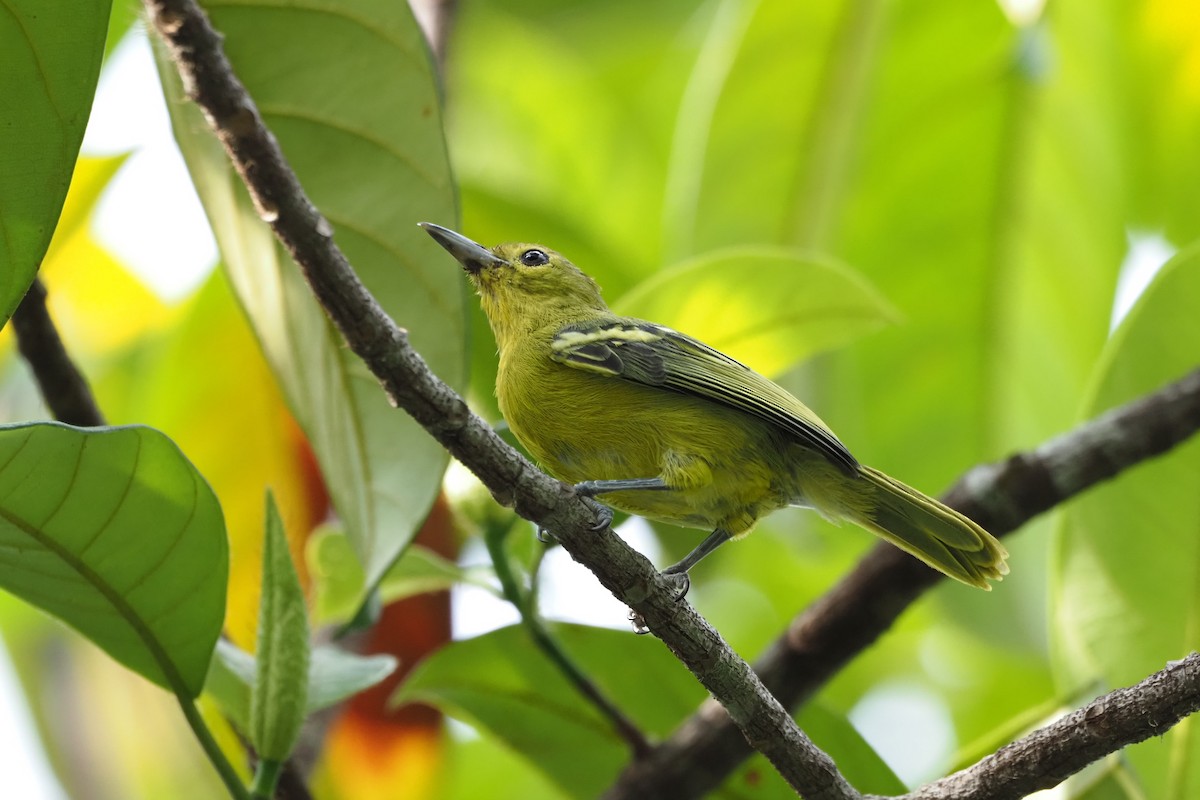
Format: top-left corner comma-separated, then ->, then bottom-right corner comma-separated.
856,467 -> 1008,590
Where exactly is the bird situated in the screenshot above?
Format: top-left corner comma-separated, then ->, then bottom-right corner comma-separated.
421,222 -> 1008,597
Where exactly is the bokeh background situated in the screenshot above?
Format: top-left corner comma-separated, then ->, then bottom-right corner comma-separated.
3,0 -> 1199,797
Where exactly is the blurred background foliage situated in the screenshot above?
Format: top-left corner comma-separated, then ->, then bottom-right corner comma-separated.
1,0 -> 1199,797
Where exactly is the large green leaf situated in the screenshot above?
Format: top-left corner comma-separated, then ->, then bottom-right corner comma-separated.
0,0 -> 111,325
442,732 -> 569,800
155,0 -> 466,594
1053,247 -> 1200,799
0,423 -> 227,697
394,624 -> 674,798
614,247 -> 897,377
395,623 -> 902,798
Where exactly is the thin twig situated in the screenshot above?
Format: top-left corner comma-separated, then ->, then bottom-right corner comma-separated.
143,1 -> 861,795
484,523 -> 653,758
894,652 -> 1200,800
11,279 -> 106,427
607,366 -> 1200,799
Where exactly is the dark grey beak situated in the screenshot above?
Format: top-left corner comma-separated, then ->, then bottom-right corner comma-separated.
419,222 -> 507,274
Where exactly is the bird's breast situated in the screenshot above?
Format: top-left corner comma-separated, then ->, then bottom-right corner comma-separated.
496,343 -> 794,533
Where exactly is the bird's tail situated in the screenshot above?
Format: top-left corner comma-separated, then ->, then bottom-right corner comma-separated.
855,467 -> 1008,589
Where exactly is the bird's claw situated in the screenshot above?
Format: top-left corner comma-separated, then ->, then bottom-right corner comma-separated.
537,498 -> 612,543
586,501 -> 614,532
659,569 -> 691,602
627,570 -> 689,632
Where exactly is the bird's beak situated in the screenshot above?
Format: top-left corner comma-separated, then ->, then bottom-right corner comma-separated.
419,222 -> 507,274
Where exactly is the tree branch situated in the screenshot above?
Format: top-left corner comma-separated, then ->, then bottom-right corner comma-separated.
607,366 -> 1200,799
894,651 -> 1200,800
10,279 -> 106,427
143,1 -> 862,795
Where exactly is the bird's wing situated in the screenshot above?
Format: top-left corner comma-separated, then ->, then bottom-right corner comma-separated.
549,319 -> 859,475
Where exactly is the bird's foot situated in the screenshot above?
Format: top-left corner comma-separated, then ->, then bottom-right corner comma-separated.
584,500 -> 614,532
537,498 -> 612,544
659,567 -> 691,602
627,568 -> 690,633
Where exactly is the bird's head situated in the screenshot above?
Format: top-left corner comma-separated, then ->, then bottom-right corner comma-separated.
421,223 -> 608,339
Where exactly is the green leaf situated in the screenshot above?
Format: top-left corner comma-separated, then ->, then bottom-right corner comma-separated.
154,0 -> 466,597
1053,246 -> 1200,799
306,643 -> 396,712
441,732 -> 570,800
394,623 -> 900,797
250,493 -> 310,761
394,623 -> 701,798
613,247 -> 897,377
0,423 -> 227,697
208,639 -> 397,733
0,0 -> 111,325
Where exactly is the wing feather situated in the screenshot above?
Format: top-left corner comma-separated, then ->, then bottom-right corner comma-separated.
550,320 -> 859,474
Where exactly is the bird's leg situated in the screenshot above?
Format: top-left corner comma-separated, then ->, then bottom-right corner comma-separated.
660,528 -> 731,601
573,477 -> 669,496
572,478 -> 663,532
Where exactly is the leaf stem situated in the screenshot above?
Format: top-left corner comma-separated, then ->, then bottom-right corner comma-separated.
250,758 -> 285,800
176,696 -> 252,800
484,523 -> 653,758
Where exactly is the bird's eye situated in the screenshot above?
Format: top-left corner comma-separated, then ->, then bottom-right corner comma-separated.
520,249 -> 549,266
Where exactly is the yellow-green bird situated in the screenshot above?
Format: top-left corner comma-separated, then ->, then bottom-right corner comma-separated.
422,223 -> 1008,596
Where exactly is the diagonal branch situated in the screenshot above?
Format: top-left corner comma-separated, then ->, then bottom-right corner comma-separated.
143,0 -> 862,795
894,651 -> 1200,799
607,366 -> 1200,799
